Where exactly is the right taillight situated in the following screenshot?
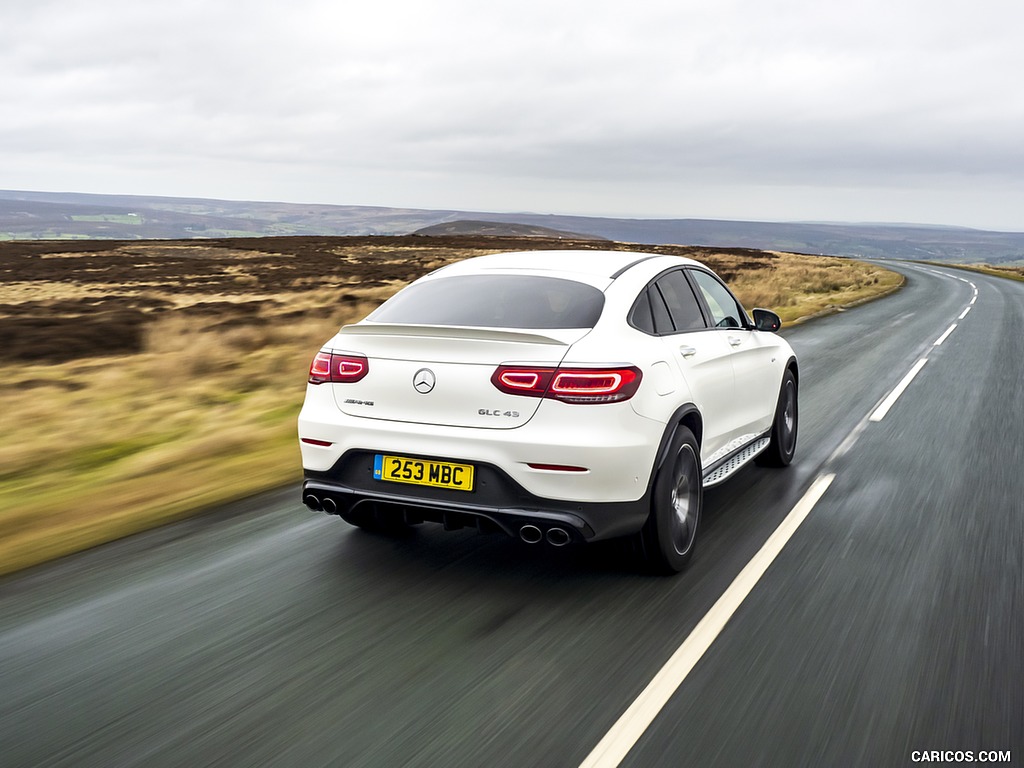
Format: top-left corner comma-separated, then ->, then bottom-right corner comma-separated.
308,351 -> 369,384
491,365 -> 641,403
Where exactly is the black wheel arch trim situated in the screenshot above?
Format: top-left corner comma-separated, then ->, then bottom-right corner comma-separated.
785,355 -> 799,382
652,403 -> 704,481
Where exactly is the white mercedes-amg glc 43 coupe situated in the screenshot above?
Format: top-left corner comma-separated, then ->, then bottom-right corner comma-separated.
298,250 -> 798,573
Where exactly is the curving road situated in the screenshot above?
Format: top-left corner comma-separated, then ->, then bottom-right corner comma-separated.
1,262 -> 1021,767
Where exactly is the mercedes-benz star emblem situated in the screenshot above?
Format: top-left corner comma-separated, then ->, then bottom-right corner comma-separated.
413,368 -> 436,394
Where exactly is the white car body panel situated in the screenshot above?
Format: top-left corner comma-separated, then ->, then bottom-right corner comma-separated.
298,386 -> 663,503
729,328 -> 789,436
661,329 -> 740,465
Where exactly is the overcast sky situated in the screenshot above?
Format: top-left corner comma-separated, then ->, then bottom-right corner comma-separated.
4,0 -> 1024,230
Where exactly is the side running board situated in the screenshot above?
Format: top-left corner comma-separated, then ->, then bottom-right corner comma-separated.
702,437 -> 771,488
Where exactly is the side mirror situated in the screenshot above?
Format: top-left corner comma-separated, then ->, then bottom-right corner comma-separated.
752,308 -> 782,333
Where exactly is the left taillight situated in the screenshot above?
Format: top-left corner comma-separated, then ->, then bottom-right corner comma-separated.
491,365 -> 642,404
308,351 -> 369,384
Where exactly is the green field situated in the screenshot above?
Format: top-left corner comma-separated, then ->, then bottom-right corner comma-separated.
70,214 -> 143,224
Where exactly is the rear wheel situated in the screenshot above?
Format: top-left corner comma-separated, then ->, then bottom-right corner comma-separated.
756,369 -> 798,467
634,426 -> 702,574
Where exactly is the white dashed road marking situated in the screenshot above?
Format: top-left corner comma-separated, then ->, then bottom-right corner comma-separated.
933,323 -> 957,346
869,358 -> 929,422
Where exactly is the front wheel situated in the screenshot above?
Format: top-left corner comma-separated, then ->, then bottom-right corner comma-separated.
633,426 -> 702,574
756,369 -> 798,467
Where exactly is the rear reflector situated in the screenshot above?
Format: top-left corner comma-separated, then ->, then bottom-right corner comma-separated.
492,365 -> 642,403
309,351 -> 369,384
301,437 -> 333,447
526,463 -> 589,472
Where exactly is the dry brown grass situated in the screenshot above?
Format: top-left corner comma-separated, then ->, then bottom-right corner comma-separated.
722,252 -> 903,322
0,238 -> 902,575
0,299 -> 379,574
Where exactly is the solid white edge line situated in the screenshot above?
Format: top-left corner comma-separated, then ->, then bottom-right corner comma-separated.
869,358 -> 928,422
578,473 -> 837,768
933,323 -> 957,346
959,306 -> 972,320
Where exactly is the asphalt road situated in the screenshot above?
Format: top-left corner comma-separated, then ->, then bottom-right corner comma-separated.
1,262 -> 1021,768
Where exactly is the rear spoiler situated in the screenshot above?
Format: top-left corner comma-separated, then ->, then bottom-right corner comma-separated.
338,322 -> 577,346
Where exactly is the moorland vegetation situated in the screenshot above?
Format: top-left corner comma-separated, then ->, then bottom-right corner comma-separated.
0,236 -> 903,574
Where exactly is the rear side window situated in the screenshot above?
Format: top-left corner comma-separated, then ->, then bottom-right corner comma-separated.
628,291 -> 656,333
629,270 -> 708,335
367,275 -> 605,329
655,271 -> 706,332
650,287 -> 674,333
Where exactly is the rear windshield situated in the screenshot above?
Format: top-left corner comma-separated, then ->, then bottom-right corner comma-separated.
367,275 -> 605,329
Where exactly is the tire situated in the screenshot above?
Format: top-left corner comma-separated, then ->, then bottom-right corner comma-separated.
756,368 -> 798,468
633,426 -> 702,574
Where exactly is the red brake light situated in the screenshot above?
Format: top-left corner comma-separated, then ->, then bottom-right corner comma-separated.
498,370 -> 543,390
308,352 -> 369,384
333,356 -> 368,381
492,367 -> 554,396
552,371 -> 628,394
491,365 -> 641,403
309,352 -> 332,383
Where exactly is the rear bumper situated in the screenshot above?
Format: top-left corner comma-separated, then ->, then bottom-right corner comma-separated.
298,384 -> 662,504
302,449 -> 652,542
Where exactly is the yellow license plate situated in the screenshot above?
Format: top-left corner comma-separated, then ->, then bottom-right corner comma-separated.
373,454 -> 474,491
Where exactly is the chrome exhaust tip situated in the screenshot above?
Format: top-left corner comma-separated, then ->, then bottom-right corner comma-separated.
519,525 -> 543,544
546,527 -> 571,547
304,494 -> 323,512
322,497 -> 338,515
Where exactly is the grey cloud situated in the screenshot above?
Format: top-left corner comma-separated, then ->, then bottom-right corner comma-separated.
3,0 -> 1024,229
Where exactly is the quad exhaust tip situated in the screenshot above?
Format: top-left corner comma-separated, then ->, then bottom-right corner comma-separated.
546,527 -> 570,547
519,525 -> 543,544
519,524 -> 571,546
304,494 -> 338,515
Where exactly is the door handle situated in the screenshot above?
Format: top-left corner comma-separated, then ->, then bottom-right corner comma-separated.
679,345 -> 697,358
727,336 -> 742,347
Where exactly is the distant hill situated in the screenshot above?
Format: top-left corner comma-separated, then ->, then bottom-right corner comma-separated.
412,219 -> 605,240
476,214 -> 1024,265
0,190 -> 458,240
3,189 -> 1023,264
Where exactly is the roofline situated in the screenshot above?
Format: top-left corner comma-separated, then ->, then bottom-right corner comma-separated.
609,254 -> 666,279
